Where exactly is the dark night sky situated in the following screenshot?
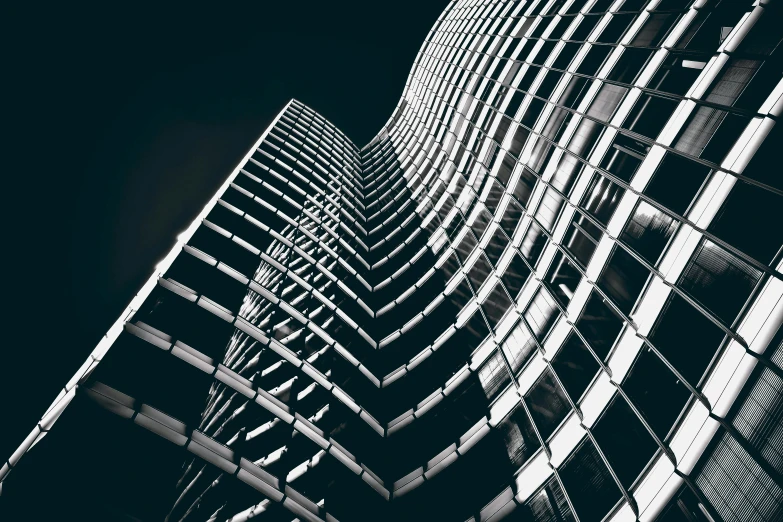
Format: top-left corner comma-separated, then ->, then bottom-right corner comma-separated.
2,1 -> 448,460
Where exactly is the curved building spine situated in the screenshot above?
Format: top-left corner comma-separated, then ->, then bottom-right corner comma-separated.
2,1 -> 782,521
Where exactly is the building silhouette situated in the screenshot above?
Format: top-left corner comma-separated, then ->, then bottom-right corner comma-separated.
2,0 -> 782,521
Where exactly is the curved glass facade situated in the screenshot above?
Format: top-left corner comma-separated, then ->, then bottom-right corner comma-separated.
2,1 -> 782,521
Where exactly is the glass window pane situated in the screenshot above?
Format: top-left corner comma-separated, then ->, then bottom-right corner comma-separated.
740,123 -> 783,192
581,173 -> 625,226
559,438 -> 623,522
622,93 -> 678,141
648,294 -> 726,385
648,52 -> 702,96
496,151 -> 516,188
529,136 -> 557,174
704,58 -> 762,108
509,124 -> 531,157
679,239 -> 762,325
577,45 -> 613,76
563,213 -> 601,269
597,14 -> 635,43
525,368 -> 571,440
622,346 -> 691,440
606,48 -> 653,84
523,478 -> 576,522
502,252 -> 532,300
567,118 -> 604,160
619,200 -> 678,266
499,404 -> 542,468
485,227 -> 509,267
592,395 -> 658,488
484,283 -> 514,330
587,83 -> 628,123
501,198 -> 525,237
599,133 -> 647,182
514,166 -> 539,208
708,181 -> 783,264
644,152 -> 711,215
576,291 -> 625,360
468,252 -> 493,292
545,250 -> 582,306
521,221 -> 549,267
674,107 -> 750,164
525,287 -> 560,341
596,245 -> 650,315
558,75 -> 590,109
503,321 -> 538,374
551,332 -> 600,403
478,350 -> 511,400
630,12 -> 679,47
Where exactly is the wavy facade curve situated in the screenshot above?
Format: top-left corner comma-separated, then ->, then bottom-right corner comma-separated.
3,1 -> 783,521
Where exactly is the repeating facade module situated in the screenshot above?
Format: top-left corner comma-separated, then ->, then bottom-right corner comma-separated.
3,1 -> 782,521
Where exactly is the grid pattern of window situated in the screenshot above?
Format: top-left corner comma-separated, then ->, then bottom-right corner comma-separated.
2,1 -> 782,521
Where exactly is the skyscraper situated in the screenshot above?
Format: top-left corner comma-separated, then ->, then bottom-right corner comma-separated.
2,0 -> 782,521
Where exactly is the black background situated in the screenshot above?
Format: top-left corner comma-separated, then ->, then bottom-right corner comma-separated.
2,1 -> 448,461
